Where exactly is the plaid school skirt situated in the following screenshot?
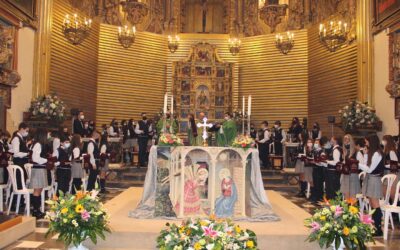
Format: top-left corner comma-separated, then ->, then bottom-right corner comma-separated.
362,174 -> 382,199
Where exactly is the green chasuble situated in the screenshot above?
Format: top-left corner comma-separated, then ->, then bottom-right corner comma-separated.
156,118 -> 179,136
217,119 -> 237,147
188,120 -> 203,146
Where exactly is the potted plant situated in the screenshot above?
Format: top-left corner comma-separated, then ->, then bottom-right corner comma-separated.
45,191 -> 111,250
157,215 -> 258,249
304,194 -> 375,250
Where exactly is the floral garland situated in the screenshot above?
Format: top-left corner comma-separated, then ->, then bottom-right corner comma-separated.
159,133 -> 183,147
231,135 -> 255,149
29,93 -> 66,122
157,216 -> 258,250
304,194 -> 375,249
45,191 -> 111,247
338,100 -> 379,131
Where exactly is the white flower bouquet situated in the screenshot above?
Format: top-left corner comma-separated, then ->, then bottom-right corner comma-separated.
338,100 -> 380,131
29,93 -> 66,122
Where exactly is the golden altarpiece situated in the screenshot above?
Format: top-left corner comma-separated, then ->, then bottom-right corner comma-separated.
173,42 -> 233,132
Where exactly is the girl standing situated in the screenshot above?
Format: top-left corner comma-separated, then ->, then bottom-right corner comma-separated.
55,136 -> 72,195
295,133 -> 307,197
99,133 -> 110,193
382,135 -> 399,201
70,134 -> 84,193
340,134 -> 362,199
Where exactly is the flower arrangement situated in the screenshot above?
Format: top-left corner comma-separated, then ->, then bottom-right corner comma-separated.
45,191 -> 111,248
304,194 -> 375,249
159,133 -> 183,147
29,93 -> 66,122
338,100 -> 380,131
232,135 -> 255,149
156,216 -> 258,250
232,108 -> 248,122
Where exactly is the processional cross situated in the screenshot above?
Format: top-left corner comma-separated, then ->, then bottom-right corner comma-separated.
197,117 -> 213,147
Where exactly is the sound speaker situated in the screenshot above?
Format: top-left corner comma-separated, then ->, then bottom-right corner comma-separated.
327,116 -> 336,124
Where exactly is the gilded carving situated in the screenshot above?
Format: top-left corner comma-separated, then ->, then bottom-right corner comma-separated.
288,0 -> 305,30
102,0 -> 122,25
386,32 -> 400,98
146,0 -> 164,34
0,25 -> 20,87
243,0 -> 263,37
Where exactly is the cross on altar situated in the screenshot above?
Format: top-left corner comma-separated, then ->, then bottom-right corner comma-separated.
197,117 -> 213,146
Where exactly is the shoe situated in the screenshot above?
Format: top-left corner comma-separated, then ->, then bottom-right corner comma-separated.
296,192 -> 306,198
373,230 -> 383,237
32,210 -> 45,219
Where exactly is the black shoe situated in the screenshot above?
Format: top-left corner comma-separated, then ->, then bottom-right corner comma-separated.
32,210 -> 45,219
373,229 -> 383,237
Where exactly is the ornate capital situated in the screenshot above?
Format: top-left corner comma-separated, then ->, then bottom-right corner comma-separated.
259,2 -> 288,33
121,0 -> 149,25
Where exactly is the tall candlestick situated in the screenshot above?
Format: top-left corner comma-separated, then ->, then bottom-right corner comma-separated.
170,95 -> 174,115
248,95 -> 252,116
242,96 -> 245,135
163,93 -> 168,114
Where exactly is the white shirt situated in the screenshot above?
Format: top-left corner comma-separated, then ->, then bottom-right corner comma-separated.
135,121 -> 153,134
326,145 -> 341,167
385,150 -> 398,169
52,138 -> 60,156
356,151 -> 364,164
32,143 -> 47,165
11,132 -> 28,158
108,126 -> 118,137
258,129 -> 271,144
71,147 -> 81,161
100,144 -> 107,154
87,139 -> 96,166
359,152 -> 383,173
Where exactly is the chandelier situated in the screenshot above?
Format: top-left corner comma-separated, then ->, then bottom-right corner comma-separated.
118,25 -> 136,48
168,35 -> 180,53
62,14 -> 92,45
259,0 -> 288,33
228,37 -> 241,56
319,21 -> 349,52
120,0 -> 149,25
275,32 -> 294,54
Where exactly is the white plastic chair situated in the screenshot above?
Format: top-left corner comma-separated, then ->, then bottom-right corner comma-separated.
356,172 -> 370,212
4,165 -> 13,205
0,183 -> 7,212
24,163 -> 32,185
380,174 -> 397,230
41,170 -> 56,212
383,181 -> 400,240
7,165 -> 33,216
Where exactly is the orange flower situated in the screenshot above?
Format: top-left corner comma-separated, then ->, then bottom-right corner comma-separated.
209,214 -> 216,221
323,196 -> 330,205
75,191 -> 85,200
52,195 -> 58,201
346,197 -> 357,206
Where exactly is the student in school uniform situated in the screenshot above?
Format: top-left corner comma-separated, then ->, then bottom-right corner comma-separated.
30,128 -> 51,218
70,134 -> 84,193
382,135 -> 399,201
359,135 -> 385,236
340,134 -> 362,200
323,136 -> 343,200
135,113 -> 153,167
11,123 -> 30,189
294,133 -> 307,197
256,121 -> 271,168
54,136 -> 72,195
311,138 -> 324,204
99,133 -> 110,193
273,121 -> 286,156
86,131 -> 101,191
303,138 -> 315,199
309,122 -> 322,140
0,130 -> 11,184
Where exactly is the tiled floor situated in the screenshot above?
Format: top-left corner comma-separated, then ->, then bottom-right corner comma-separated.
2,166 -> 400,249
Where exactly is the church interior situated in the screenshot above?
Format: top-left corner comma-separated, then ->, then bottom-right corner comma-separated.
1,0 -> 400,249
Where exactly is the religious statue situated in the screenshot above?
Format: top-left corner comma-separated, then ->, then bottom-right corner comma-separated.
197,90 -> 209,107
215,168 -> 237,218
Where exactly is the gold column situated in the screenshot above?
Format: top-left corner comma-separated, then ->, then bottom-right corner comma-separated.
32,0 -> 53,98
356,0 -> 374,104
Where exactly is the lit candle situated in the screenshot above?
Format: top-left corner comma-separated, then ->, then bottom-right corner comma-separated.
171,95 -> 174,115
242,96 -> 245,115
163,93 -> 168,114
323,28 -> 326,36
344,23 -> 347,32
248,95 -> 252,116
118,26 -> 122,34
132,26 -> 136,34
319,24 -> 323,33
275,34 -> 279,42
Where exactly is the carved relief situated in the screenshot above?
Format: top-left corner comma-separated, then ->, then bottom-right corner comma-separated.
288,0 -> 305,30
146,0 -> 164,34
386,32 -> 400,98
101,0 -> 122,25
243,0 -> 263,37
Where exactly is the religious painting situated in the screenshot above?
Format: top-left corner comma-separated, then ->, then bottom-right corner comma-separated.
182,65 -> 191,76
196,111 -> 208,118
195,66 -> 212,76
179,121 -> 188,133
395,97 -> 400,119
181,95 -> 191,106
393,31 -> 400,82
196,85 -> 210,109
197,50 -> 210,62
374,0 -> 400,26
5,0 -> 37,20
181,80 -> 190,92
215,109 -> 224,119
0,21 -> 17,70
180,109 -> 189,119
216,81 -> 224,92
215,96 -> 224,106
217,68 -> 225,77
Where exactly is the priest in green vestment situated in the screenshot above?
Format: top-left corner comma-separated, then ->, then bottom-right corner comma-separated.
156,112 -> 179,137
216,113 -> 237,147
188,113 -> 204,146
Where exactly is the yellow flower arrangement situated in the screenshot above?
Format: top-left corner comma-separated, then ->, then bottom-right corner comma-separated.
246,240 -> 255,248
320,216 -> 326,221
343,227 -> 350,236
349,206 -> 358,215
194,242 -> 202,250
75,204 -> 84,213
235,225 -> 241,233
61,207 -> 68,214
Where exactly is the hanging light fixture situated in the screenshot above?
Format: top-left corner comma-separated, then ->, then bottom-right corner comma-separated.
228,37 -> 241,56
62,14 -> 92,45
168,35 -> 180,53
118,25 -> 136,48
275,31 -> 294,54
319,21 -> 350,52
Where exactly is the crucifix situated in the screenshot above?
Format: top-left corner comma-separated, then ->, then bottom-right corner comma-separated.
201,0 -> 208,33
197,117 -> 213,147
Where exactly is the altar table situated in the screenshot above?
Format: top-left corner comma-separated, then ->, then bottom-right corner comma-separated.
129,146 -> 279,222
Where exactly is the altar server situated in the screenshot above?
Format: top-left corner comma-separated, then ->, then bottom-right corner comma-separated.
359,135 -> 384,236
382,135 -> 399,201
70,134 -> 84,193
324,136 -> 343,199
30,128 -> 50,218
273,121 -> 286,156
55,136 -> 72,195
216,113 -> 237,147
11,122 -> 30,189
256,121 -> 271,168
340,134 -> 362,200
135,113 -> 153,167
99,133 -> 110,193
86,131 -> 100,191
